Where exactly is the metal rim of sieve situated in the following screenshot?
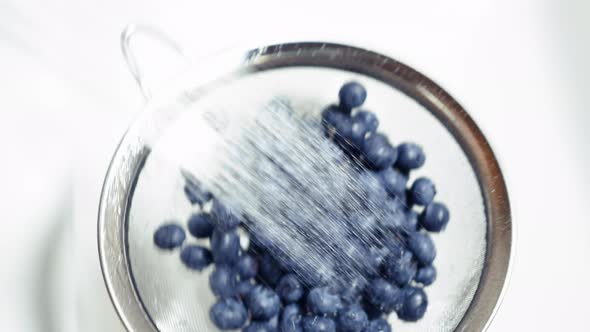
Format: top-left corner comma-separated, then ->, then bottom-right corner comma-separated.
98,42 -> 513,332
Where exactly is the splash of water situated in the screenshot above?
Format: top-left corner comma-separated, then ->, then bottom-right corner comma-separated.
183,99 -> 408,287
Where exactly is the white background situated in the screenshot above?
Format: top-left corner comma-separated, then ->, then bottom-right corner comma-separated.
1,0 -> 589,331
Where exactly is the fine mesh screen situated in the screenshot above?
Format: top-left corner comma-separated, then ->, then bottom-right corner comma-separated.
127,67 -> 486,332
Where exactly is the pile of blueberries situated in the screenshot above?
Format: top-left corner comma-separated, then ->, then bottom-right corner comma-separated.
153,82 -> 450,332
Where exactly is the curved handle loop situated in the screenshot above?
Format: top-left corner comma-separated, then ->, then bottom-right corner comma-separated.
121,24 -> 188,100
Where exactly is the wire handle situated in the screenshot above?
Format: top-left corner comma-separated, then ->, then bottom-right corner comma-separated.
121,24 -> 188,100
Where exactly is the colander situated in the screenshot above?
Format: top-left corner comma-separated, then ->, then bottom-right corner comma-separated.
98,25 -> 512,332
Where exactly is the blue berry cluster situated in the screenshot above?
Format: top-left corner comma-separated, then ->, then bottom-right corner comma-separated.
153,81 -> 451,331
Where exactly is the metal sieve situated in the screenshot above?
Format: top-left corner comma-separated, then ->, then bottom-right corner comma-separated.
98,25 -> 512,332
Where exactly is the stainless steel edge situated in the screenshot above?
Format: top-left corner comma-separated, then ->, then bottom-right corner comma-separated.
98,136 -> 157,331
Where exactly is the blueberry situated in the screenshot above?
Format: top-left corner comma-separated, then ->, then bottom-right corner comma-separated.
298,266 -> 331,289
333,117 -> 355,150
243,315 -> 279,332
235,280 -> 256,297
180,245 -> 212,271
365,278 -> 402,313
398,287 -> 428,322
379,168 -> 408,197
302,316 -> 336,332
415,265 -> 437,286
321,108 -> 356,151
405,209 -> 419,232
276,252 -> 300,275
395,143 -> 426,171
394,189 -> 410,208
267,315 -> 280,329
246,285 -> 281,320
420,202 -> 450,232
337,306 -> 369,332
359,171 -> 388,207
380,198 -> 408,233
332,113 -> 353,137
363,247 -> 388,277
350,117 -> 369,149
242,322 -> 272,332
407,232 -> 436,266
339,81 -> 367,110
276,274 -> 305,303
339,277 -> 368,304
183,177 -> 213,206
350,215 -> 380,239
306,287 -> 342,315
322,105 -> 349,131
409,177 -> 436,206
237,254 -> 259,279
187,212 -> 214,238
211,229 -> 240,265
383,238 -> 404,254
211,199 -> 241,230
153,223 -> 185,250
209,297 -> 248,330
353,110 -> 379,133
361,299 -> 384,320
249,231 -> 274,252
281,303 -> 303,332
322,105 -> 352,143
362,134 -> 398,171
387,193 -> 408,211
363,319 -> 391,332
383,247 -> 417,286
335,239 -> 367,273
209,265 -> 238,298
258,253 -> 284,287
